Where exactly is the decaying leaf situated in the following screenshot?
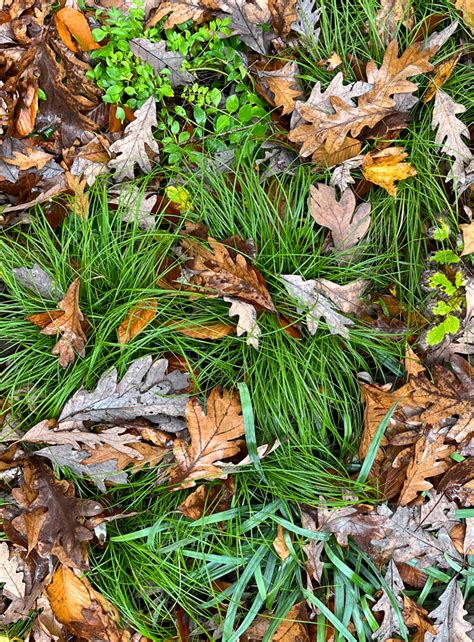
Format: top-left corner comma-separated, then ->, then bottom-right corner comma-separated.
426,578 -> 473,641
309,183 -> 371,255
3,458 -> 103,569
169,386 -> 245,488
0,542 -> 27,624
118,298 -> 157,344
301,512 -> 325,583
147,0 -> 213,28
54,7 -> 100,52
110,185 -> 158,230
282,274 -> 366,338
5,149 -> 54,171
375,0 -> 414,45
108,96 -> 160,180
461,220 -> 474,256
216,0 -> 271,54
178,479 -> 234,519
130,39 -> 194,87
12,263 -> 63,299
316,502 -> 386,549
58,356 -> 188,431
362,147 -> 417,196
269,0 -> 297,38
182,237 -> 275,312
246,602 -> 310,641
273,524 -> 290,560
372,561 -> 405,641
224,296 -> 261,349
27,278 -> 87,368
403,595 -> 436,641
46,566 -> 129,641
257,61 -> 302,115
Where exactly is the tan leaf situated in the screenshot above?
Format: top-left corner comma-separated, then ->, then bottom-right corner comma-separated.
461,221 -> 474,256
178,479 -> 234,519
246,602 -> 310,641
423,53 -> 460,103
269,0 -> 297,38
46,566 -> 129,641
455,0 -> 474,33
398,431 -> 453,506
289,40 -> 433,155
0,542 -> 26,602
312,136 -> 362,167
65,172 -> 90,219
169,387 -> 245,489
16,81 -> 38,137
54,7 -> 100,52
5,149 -> 53,170
170,320 -> 235,339
318,51 -> 343,71
404,346 -> 425,377
403,595 -> 435,642
359,381 -> 396,461
273,524 -> 290,560
118,298 -> 157,344
224,297 -> 261,349
27,278 -> 87,368
362,146 -> 417,196
182,237 -> 275,311
375,0 -> 414,45
309,183 -> 371,253
148,0 -> 217,28
259,62 -> 302,116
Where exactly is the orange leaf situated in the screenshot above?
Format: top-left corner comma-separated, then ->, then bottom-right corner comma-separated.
362,146 -> 417,196
16,83 -> 38,137
54,7 -> 100,52
423,53 -> 461,103
118,299 -> 157,344
171,321 -> 235,339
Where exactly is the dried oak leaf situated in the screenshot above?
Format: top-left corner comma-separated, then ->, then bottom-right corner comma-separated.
4,458 -> 103,569
224,296 -> 261,349
257,61 -> 302,116
58,356 -> 188,432
426,578 -> 473,641
289,40 -> 434,155
46,565 -> 130,641
54,7 -> 100,52
216,0 -> 272,55
0,541 -> 27,624
362,146 -> 417,196
182,237 -> 275,311
403,595 -> 436,642
375,0 -> 414,46
423,53 -> 460,103
246,602 -> 310,642
118,298 -> 157,344
130,39 -> 194,87
268,0 -> 297,38
372,560 -> 405,641
147,0 -> 217,28
169,386 -> 245,489
27,278 -> 87,368
455,0 -> 474,33
178,479 -> 234,519
316,503 -> 386,549
309,183 -> 371,255
108,96 -> 160,180
460,220 -> 474,256
171,320 -> 235,339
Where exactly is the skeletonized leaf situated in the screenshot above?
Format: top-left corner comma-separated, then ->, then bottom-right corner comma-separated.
169,387 -> 245,488
130,39 -> 194,87
12,263 -> 63,299
309,183 -> 371,254
431,89 -> 472,185
58,356 -> 188,431
108,96 -> 160,181
426,578 -> 473,642
118,298 -> 157,344
372,560 -> 406,641
27,278 -> 87,368
362,146 -> 417,196
224,296 -> 261,349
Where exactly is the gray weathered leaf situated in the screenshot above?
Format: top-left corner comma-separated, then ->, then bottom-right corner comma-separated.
426,578 -> 473,642
130,39 -> 194,87
330,155 -> 364,190
282,274 -> 366,338
224,296 -> 261,349
301,512 -> 324,583
425,20 -> 458,52
58,356 -> 188,429
110,185 -> 158,230
432,89 -> 472,185
12,263 -> 64,299
108,96 -> 160,181
310,183 -> 371,255
0,542 -> 25,602
292,0 -> 321,39
217,0 -> 271,54
372,561 -> 405,641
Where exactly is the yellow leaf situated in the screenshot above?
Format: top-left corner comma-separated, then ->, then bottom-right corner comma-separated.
362,146 -> 416,196
165,185 -> 194,211
171,321 -> 235,339
423,53 -> 460,103
118,298 -> 157,344
455,0 -> 474,33
54,7 -> 100,53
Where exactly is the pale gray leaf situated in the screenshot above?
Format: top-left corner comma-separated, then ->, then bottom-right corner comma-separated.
0,542 -> 25,600
301,512 -> 324,583
292,0 -> 321,39
372,561 -> 405,641
110,184 -> 157,230
393,91 -> 419,111
313,278 -> 367,313
58,356 -> 188,427
426,579 -> 473,642
109,96 -> 160,181
217,0 -> 271,54
330,156 -> 364,191
12,263 -> 63,300
130,39 -> 194,87
256,142 -> 298,179
224,296 -> 261,349
424,21 -> 458,52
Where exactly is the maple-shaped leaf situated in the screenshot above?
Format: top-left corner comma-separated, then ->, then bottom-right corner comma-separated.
182,237 -> 275,311
362,146 -> 417,196
289,40 -> 433,154
117,298 -> 157,344
431,89 -> 472,185
27,278 -> 87,368
426,578 -> 473,642
282,274 -> 366,338
372,560 -> 406,641
4,458 -> 103,569
47,566 -> 129,641
130,39 -> 194,87
169,387 -> 245,488
310,183 -> 371,255
58,356 -> 188,431
108,96 -> 160,181
147,0 -> 215,28
258,61 -> 302,115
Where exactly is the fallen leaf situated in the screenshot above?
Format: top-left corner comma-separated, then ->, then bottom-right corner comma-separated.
3,458 -> 103,569
58,356 -> 188,431
27,278 -> 87,368
375,0 -> 414,45
312,136 -> 362,168
403,595 -> 436,642
147,0 -> 213,28
309,183 -> 371,255
54,7 -> 100,52
301,512 -> 324,583
108,96 -> 160,180
46,566 -> 129,641
169,386 -> 245,488
216,0 -> 271,55
5,149 -> 53,171
362,146 -> 417,196
269,0 -> 297,38
431,89 -> 472,185
171,320 -> 235,339
258,61 -> 302,115
178,479 -> 234,519
15,77 -> 38,137
224,296 -> 261,349
118,298 -> 157,344
292,0 -> 321,39
455,0 -> 474,33
426,578 -> 473,641
129,39 -> 194,87
317,502 -> 386,549
246,602 -> 310,641
12,263 -> 63,300
110,185 -> 158,230
65,172 -> 89,219
372,561 -> 405,641
404,346 -> 425,377
182,237 -> 275,311
423,53 -> 460,103
318,51 -> 343,71
0,542 -> 27,624
460,221 -> 474,256
282,275 -> 366,339
273,524 -> 290,560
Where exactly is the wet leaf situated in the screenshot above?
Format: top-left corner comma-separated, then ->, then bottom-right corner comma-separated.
147,0 -> 213,29
246,602 -> 310,641
54,7 -> 100,52
426,578 -> 473,641
362,146 -> 417,196
169,386 -> 245,488
269,0 -> 297,38
178,479 -> 234,519
118,298 -> 157,344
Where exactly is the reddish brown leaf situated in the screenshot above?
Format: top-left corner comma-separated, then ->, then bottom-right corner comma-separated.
54,7 -> 100,52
